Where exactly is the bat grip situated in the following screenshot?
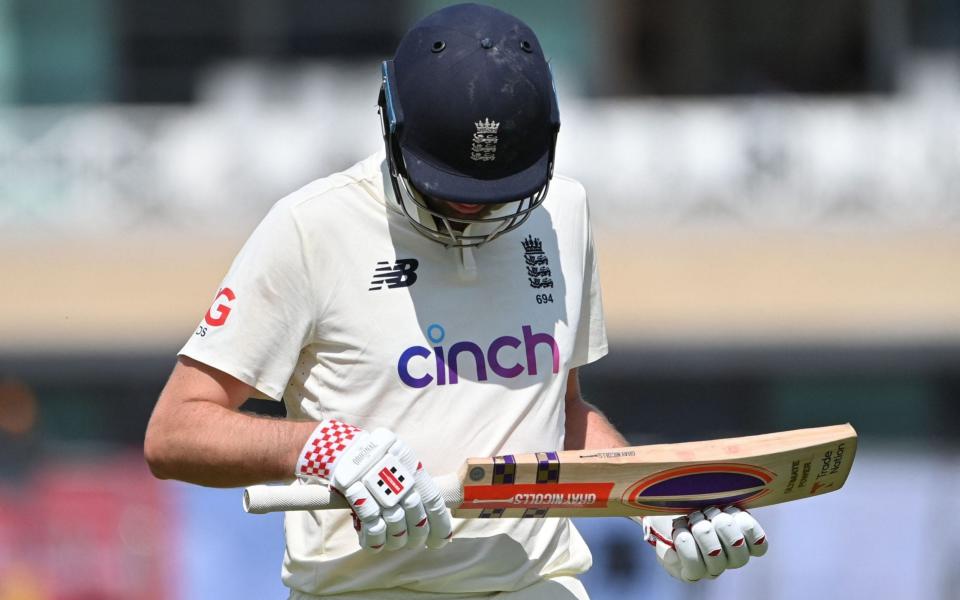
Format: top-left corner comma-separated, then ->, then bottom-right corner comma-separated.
243,474 -> 464,514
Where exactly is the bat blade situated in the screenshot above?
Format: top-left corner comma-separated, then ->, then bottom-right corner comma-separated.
242,424 -> 856,516
455,423 -> 857,518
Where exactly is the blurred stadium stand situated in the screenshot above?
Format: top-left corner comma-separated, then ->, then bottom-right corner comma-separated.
1,1 -> 958,598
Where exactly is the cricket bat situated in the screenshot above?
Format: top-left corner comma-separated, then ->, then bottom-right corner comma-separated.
244,423 -> 856,517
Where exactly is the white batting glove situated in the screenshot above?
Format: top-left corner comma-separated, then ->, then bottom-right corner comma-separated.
296,419 -> 453,552
631,506 -> 767,582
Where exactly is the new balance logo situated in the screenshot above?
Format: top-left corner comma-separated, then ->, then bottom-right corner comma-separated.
369,258 -> 419,291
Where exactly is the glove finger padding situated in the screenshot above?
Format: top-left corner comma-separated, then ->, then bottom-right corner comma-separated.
342,480 -> 380,523
421,473 -> 454,548
726,507 -> 768,557
654,539 -> 684,580
359,517 -> 387,552
688,510 -> 727,577
382,504 -> 409,551
704,506 -> 749,569
637,506 -> 769,582
671,517 -> 708,582
388,437 -> 453,548
401,490 -> 429,548
343,481 -> 387,552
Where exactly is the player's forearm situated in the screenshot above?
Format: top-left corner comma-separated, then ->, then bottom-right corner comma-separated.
144,398 -> 316,488
564,398 -> 629,450
563,369 -> 629,450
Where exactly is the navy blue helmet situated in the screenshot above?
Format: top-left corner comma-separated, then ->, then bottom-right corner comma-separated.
378,3 -> 560,247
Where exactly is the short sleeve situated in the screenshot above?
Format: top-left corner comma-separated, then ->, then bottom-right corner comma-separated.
569,200 -> 608,368
179,200 -> 316,400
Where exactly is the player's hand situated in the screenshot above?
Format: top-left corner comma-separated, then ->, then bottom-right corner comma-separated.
631,507 -> 768,582
296,419 -> 453,552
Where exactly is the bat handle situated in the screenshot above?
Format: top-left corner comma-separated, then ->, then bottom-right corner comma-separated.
243,474 -> 464,514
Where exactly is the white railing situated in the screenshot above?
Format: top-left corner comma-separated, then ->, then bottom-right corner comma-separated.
1,60 -> 957,234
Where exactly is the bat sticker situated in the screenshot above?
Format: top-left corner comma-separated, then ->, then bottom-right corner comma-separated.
622,463 -> 775,512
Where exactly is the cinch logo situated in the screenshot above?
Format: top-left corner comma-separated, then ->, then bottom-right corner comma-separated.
204,287 -> 236,326
622,463 -> 775,513
397,324 -> 560,389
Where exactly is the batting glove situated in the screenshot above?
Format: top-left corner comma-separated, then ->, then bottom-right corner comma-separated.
296,419 -> 453,552
631,506 -> 767,582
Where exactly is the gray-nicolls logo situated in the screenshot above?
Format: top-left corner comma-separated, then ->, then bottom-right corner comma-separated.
369,258 -> 419,291
521,236 -> 554,289
471,118 -> 500,162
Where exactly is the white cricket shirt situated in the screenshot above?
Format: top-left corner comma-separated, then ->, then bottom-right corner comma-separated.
179,152 -> 608,597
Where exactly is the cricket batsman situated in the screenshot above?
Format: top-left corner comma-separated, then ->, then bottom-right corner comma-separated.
144,4 -> 768,598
